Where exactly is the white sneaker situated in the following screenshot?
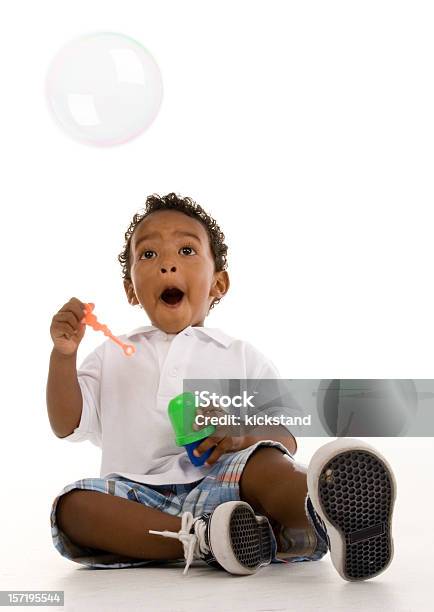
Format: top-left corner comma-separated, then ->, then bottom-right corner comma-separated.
307,438 -> 396,581
149,500 -> 273,575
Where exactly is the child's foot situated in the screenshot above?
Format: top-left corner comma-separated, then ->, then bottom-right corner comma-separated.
307,438 -> 396,581
149,500 -> 273,575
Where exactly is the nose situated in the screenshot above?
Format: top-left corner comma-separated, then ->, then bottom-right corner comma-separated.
160,265 -> 177,273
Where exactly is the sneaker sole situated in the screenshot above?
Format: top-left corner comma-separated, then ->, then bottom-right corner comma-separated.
209,501 -> 273,575
307,438 -> 396,581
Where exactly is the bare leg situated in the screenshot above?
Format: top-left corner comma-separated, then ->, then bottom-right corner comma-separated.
239,447 -> 311,530
56,490 -> 184,560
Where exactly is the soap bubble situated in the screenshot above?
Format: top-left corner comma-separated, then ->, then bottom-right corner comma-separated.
45,32 -> 163,146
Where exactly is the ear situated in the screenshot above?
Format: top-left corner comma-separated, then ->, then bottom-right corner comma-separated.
210,270 -> 230,300
123,279 -> 139,306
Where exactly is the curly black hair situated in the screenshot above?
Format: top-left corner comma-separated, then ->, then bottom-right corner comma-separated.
118,192 -> 228,311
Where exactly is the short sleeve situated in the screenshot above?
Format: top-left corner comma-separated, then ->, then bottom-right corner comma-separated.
61,348 -> 103,447
244,342 -> 303,451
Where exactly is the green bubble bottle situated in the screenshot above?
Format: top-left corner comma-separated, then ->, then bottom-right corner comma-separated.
168,392 -> 216,466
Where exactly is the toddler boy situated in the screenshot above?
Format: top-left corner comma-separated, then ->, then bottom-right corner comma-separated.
47,192 -> 395,579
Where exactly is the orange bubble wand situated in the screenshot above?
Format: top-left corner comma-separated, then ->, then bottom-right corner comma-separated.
82,303 -> 135,357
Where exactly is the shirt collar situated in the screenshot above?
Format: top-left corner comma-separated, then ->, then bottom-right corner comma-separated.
125,324 -> 233,348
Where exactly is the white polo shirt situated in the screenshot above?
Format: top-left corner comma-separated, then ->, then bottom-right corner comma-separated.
64,324 -> 292,485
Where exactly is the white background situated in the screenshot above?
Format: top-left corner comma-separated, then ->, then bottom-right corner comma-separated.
1,1 -> 434,610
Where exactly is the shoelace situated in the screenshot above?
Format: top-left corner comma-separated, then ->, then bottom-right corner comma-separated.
149,511 -> 210,575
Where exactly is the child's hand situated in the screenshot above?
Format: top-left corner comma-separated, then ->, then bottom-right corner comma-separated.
192,433 -> 252,466
192,403 -> 252,465
50,297 -> 87,356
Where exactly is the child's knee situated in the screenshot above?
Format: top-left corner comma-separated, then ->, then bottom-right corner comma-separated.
246,445 -> 288,470
56,490 -> 90,535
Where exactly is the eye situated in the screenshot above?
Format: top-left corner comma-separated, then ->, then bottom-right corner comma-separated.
140,250 -> 156,260
180,245 -> 197,256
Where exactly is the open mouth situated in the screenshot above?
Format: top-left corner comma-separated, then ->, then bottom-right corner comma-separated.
160,287 -> 185,306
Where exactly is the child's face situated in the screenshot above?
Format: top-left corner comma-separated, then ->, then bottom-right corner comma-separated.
124,210 -> 229,333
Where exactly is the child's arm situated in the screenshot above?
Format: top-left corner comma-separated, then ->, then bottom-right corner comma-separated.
46,297 -> 87,438
193,428 -> 297,465
47,349 -> 83,438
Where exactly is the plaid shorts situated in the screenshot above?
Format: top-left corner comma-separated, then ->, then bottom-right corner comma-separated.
50,440 -> 323,569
